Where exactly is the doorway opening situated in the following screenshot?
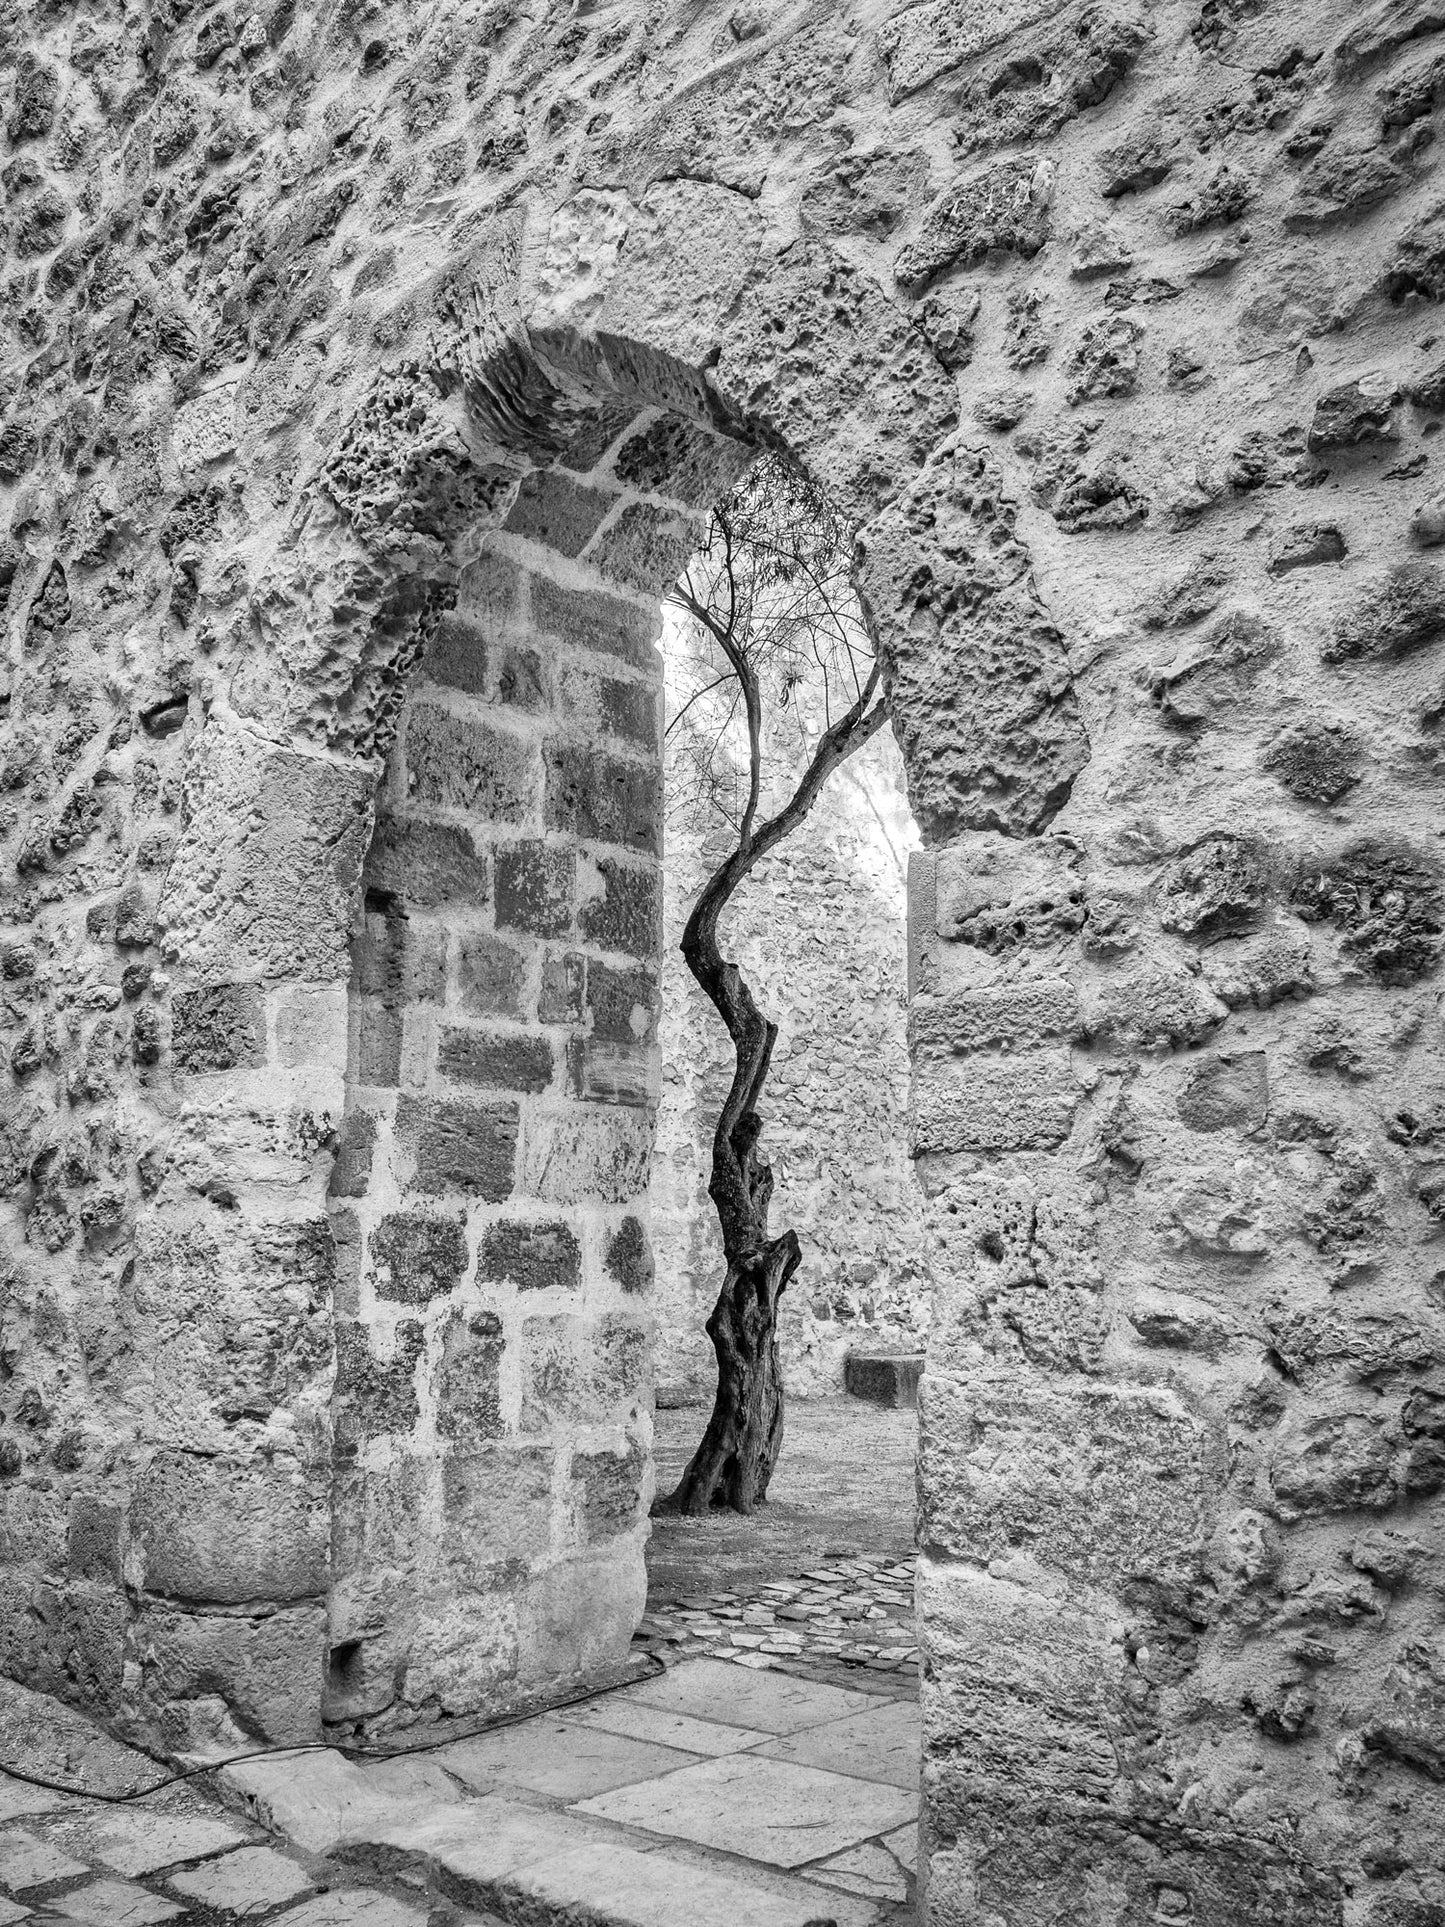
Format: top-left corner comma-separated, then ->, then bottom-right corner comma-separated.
632,489 -> 929,1912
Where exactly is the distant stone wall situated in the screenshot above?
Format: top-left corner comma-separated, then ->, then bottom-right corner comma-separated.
653,706 -> 928,1402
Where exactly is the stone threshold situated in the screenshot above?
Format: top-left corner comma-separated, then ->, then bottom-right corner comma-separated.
221,1655 -> 920,1927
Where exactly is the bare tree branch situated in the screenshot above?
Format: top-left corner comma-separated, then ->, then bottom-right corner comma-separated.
659,449 -> 897,1516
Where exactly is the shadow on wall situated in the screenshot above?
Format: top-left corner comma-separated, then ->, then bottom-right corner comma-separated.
654,603 -> 928,1403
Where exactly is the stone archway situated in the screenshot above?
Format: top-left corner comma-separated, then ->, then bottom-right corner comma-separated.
147,316 -> 768,1750
315,337 -> 763,1735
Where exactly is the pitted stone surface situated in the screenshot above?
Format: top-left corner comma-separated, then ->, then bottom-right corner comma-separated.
4,0 -> 1445,1922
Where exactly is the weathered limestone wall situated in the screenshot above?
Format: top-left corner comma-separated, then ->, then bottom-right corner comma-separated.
323,525 -> 669,1734
861,7 -> 1445,1919
654,708 -> 927,1401
4,0 -> 1445,1918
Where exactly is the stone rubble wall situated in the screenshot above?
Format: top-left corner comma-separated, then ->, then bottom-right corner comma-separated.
653,713 -> 929,1402
3,0 -> 1445,1919
0,194 -> 759,1748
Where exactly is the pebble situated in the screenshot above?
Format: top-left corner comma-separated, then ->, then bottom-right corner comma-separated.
636,1553 -> 919,1678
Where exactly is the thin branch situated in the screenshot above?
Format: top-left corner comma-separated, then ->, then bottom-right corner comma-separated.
664,671 -> 733,742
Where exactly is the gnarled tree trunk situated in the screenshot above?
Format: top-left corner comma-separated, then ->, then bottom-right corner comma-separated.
659,976 -> 803,1514
656,629 -> 889,1515
672,1235 -> 802,1514
656,901 -> 803,1515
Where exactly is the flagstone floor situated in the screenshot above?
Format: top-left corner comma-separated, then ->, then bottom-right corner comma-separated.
0,1401 -> 921,1925
0,1680 -> 441,1927
227,1654 -> 919,1924
0,1608 -> 919,1927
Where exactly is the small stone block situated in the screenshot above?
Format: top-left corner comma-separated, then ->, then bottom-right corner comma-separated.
167,1845 -> 313,1912
88,1808 -> 248,1877
274,1892 -> 429,1927
573,1752 -> 916,1868
0,1829 -> 90,1890
439,1027 -> 555,1094
530,575 -> 659,672
48,1879 -> 185,1926
170,982 -> 264,1075
844,1353 -> 924,1409
399,1095 -> 519,1200
503,471 -> 616,557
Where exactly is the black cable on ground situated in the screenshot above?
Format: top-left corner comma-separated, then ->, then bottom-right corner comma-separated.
0,1649 -> 669,1806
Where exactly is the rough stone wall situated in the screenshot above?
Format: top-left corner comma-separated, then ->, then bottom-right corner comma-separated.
654,705 -> 928,1402
3,0 -> 1445,1918
862,5 -> 1445,1920
0,51 -> 759,1749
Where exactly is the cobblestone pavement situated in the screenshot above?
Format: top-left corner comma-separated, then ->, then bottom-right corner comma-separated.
633,1551 -> 919,1689
0,1679 -> 487,1927
0,1770 -> 454,1927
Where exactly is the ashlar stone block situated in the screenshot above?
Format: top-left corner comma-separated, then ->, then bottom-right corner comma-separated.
398,1095 -> 519,1200
158,717 -> 374,982
132,1450 -> 329,1605
519,1312 -> 648,1430
920,1371 -> 1210,1597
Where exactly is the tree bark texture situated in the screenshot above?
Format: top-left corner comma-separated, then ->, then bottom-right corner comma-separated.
657,619 -> 889,1514
654,924 -> 801,1514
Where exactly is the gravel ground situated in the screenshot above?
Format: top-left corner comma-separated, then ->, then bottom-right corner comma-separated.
646,1395 -> 918,1606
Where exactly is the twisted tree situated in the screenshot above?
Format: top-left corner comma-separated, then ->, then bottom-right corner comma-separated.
655,453 -> 890,1517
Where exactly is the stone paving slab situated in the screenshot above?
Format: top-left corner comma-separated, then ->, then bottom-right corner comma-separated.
0,1786 -> 67,1825
882,1821 -> 917,1876
270,1891 -> 431,1927
0,1828 -> 91,1890
48,1874 -> 186,1924
753,1698 -> 921,1790
167,1843 -> 316,1913
624,1657 -> 880,1734
557,1700 -> 774,1758
85,1809 -> 250,1878
435,1713 -> 704,1802
222,1751 -> 462,1856
517,1834 -> 882,1927
339,1791 -> 881,1927
338,1794 -> 608,1884
573,1750 -> 917,1869
808,1842 -> 912,1906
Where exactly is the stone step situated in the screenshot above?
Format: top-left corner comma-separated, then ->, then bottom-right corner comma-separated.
843,1354 -> 924,1409
223,1751 -> 890,1927
342,1796 -> 888,1927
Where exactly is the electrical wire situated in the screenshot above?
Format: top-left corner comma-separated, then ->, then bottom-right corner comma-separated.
0,1650 -> 669,1805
